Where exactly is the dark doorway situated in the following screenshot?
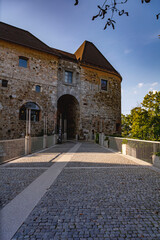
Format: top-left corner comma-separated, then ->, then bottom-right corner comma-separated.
57,94 -> 80,139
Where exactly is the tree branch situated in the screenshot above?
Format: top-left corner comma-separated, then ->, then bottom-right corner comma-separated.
74,0 -> 159,30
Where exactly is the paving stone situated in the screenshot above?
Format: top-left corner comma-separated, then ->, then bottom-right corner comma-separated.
8,142 -> 160,239
0,142 -> 75,209
0,168 -> 45,209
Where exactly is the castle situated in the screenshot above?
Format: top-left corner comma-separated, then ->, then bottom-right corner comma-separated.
0,22 -> 122,140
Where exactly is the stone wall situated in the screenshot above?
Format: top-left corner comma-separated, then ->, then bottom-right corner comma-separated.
0,40 -> 58,139
108,137 -> 160,164
80,66 -> 121,137
31,136 -> 43,153
0,40 -> 122,140
0,135 -> 56,163
56,59 -> 81,138
57,59 -> 81,101
0,138 -> 25,163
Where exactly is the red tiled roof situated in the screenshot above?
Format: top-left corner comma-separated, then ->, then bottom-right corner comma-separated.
75,41 -> 122,78
0,22 -> 122,79
0,22 -> 59,56
51,48 -> 77,62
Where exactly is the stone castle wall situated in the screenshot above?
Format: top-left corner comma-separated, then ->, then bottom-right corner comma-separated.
79,66 -> 121,136
57,59 -> 81,101
0,40 -> 121,140
0,40 -> 58,139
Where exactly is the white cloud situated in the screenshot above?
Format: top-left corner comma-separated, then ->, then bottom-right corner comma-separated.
151,82 -> 158,87
138,83 -> 144,88
124,49 -> 132,55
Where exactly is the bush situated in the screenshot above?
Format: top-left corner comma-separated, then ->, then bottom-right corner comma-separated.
105,136 -> 109,141
155,152 -> 160,157
122,139 -> 128,144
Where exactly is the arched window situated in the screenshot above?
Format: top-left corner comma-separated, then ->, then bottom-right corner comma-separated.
19,102 -> 40,122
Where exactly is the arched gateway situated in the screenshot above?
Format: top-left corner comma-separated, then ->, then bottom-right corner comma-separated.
57,94 -> 80,140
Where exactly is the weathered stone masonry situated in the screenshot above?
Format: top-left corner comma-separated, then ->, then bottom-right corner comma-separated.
0,22 -> 122,140
0,40 -> 58,139
80,66 -> 121,136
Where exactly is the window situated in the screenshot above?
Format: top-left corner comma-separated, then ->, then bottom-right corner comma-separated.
19,57 -> 28,68
35,85 -> 41,92
65,71 -> 73,84
19,102 -> 40,122
101,79 -> 108,91
2,80 -> 8,87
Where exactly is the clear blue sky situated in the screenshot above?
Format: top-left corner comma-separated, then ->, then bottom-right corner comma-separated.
0,0 -> 160,114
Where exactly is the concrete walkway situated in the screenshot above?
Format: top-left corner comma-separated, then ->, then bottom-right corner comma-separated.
0,142 -> 160,240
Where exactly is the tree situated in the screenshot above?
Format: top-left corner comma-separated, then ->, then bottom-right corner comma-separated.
130,107 -> 150,140
142,91 -> 160,140
121,91 -> 160,141
121,113 -> 132,137
142,91 -> 160,116
74,0 -> 159,30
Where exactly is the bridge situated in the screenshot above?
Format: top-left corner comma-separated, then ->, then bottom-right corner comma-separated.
0,141 -> 160,239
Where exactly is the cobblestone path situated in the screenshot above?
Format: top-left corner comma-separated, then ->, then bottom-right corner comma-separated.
0,142 -> 75,209
1,142 -> 160,239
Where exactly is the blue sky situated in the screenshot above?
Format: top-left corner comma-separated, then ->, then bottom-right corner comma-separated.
0,0 -> 160,114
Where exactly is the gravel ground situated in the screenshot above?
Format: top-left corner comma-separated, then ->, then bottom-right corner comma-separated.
12,142 -> 160,240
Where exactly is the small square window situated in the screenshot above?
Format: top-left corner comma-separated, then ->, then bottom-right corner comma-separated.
101,79 -> 108,91
35,85 -> 41,92
2,80 -> 8,87
65,71 -> 73,84
19,57 -> 28,68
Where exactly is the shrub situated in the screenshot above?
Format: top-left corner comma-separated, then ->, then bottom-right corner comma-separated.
155,152 -> 160,157
122,139 -> 128,144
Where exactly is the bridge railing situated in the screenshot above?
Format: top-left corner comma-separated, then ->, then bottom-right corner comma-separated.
108,136 -> 160,164
0,135 -> 57,164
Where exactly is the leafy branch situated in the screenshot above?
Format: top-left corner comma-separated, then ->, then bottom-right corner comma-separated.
74,0 -> 159,30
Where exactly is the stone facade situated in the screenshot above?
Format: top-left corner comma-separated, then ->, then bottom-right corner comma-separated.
80,66 -> 121,137
0,40 -> 58,139
0,23 -> 122,140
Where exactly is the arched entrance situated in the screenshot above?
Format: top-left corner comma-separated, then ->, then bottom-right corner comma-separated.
57,94 -> 80,139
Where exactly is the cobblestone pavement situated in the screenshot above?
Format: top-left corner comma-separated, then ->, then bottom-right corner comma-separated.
3,142 -> 76,168
11,142 -> 160,240
0,168 -> 45,209
0,142 -> 75,209
67,143 -> 138,168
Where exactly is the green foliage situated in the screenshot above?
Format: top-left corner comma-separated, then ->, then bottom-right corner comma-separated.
155,152 -> 160,157
121,114 -> 132,137
130,107 -> 150,140
121,91 -> 160,141
142,91 -> 160,116
122,139 -> 128,144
